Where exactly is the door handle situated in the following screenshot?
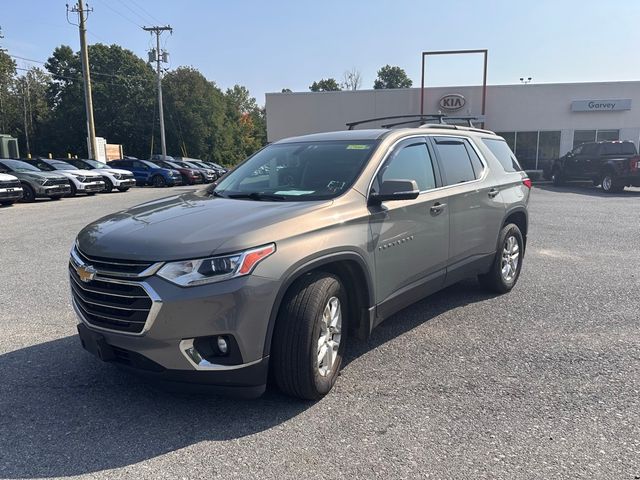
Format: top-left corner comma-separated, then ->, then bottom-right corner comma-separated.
430,202 -> 446,215
488,188 -> 500,198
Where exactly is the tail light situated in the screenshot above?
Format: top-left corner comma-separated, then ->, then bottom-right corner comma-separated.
523,178 -> 532,189
630,157 -> 639,172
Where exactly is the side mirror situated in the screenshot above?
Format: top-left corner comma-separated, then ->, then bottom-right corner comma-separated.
369,179 -> 420,205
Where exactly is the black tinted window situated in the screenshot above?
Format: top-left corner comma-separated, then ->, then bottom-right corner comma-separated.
601,142 -> 637,155
380,142 -> 436,192
434,138 -> 477,185
482,138 -> 522,173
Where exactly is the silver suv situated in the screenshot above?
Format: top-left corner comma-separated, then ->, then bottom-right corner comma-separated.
70,126 -> 531,399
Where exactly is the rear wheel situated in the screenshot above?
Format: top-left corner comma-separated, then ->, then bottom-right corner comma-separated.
21,183 -> 35,203
601,172 -> 623,193
551,168 -> 565,186
479,223 -> 524,294
272,272 -> 347,400
152,175 -> 166,188
86,192 -> 96,196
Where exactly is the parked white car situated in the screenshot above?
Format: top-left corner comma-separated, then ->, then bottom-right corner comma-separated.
24,159 -> 105,196
0,171 -> 23,205
66,158 -> 136,192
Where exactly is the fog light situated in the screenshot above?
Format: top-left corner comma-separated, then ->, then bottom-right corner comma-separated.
217,336 -> 228,355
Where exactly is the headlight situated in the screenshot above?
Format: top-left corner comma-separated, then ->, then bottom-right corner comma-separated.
157,243 -> 276,287
72,174 -> 87,182
113,173 -> 122,180
37,178 -> 48,186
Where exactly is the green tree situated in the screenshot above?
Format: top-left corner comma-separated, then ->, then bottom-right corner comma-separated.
221,84 -> 266,165
309,78 -> 341,92
161,66 -> 226,161
373,65 -> 413,89
44,44 -> 155,158
0,51 -> 17,134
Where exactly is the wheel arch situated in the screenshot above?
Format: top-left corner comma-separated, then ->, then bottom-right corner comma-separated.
263,251 -> 375,357
503,207 -> 528,252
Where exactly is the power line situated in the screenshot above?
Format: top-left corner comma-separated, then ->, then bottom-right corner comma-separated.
93,0 -> 143,28
129,0 -> 163,25
114,0 -> 153,25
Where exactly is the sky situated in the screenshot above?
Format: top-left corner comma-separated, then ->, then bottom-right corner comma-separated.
2,0 -> 640,105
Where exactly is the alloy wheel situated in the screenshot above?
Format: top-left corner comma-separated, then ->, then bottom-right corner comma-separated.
501,235 -> 520,282
317,296 -> 342,377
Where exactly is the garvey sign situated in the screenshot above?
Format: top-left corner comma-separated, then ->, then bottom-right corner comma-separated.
571,99 -> 632,112
439,94 -> 466,112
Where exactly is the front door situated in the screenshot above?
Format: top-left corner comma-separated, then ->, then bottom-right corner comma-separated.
370,137 -> 449,319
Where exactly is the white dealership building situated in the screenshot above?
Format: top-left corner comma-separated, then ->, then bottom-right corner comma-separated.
265,81 -> 640,172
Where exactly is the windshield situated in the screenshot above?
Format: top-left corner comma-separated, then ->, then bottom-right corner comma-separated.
143,161 -> 162,169
0,159 -> 41,172
85,159 -> 108,168
50,161 -> 77,171
215,140 -> 378,201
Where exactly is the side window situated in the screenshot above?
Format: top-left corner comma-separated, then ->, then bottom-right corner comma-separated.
433,137 -> 478,185
482,138 -> 523,173
36,161 -> 51,171
133,161 -> 148,170
378,142 -> 436,192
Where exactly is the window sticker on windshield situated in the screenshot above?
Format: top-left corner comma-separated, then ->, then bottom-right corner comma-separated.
274,190 -> 315,196
346,144 -> 371,150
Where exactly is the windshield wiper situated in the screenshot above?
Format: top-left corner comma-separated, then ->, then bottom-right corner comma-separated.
225,192 -> 288,201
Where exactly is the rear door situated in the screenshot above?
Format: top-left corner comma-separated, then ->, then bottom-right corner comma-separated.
131,160 -> 151,183
370,137 -> 449,317
429,135 -> 505,281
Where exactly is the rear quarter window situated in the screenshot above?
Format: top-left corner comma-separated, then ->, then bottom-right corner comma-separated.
482,138 -> 523,173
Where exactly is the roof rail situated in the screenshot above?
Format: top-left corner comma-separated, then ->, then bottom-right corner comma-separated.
419,124 -> 496,135
346,113 -> 491,130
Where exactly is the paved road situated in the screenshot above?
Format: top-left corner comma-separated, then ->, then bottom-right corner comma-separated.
0,185 -> 639,479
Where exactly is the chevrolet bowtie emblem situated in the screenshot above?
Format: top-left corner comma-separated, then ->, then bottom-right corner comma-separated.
76,264 -> 97,283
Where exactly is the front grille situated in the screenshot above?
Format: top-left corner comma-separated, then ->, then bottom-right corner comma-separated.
69,264 -> 153,334
43,178 -> 68,186
0,179 -> 20,188
75,247 -> 155,276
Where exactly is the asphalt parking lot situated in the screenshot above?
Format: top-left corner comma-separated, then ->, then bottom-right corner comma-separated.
1,184 -> 639,479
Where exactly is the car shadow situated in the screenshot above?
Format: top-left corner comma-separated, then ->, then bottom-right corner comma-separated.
0,280 -> 492,478
534,182 -> 640,198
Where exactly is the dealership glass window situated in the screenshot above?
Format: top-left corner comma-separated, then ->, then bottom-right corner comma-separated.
573,130 -> 596,148
596,129 -> 619,142
514,132 -> 538,170
537,131 -> 561,171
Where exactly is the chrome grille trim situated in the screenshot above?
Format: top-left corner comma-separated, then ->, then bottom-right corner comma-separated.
71,246 -> 163,278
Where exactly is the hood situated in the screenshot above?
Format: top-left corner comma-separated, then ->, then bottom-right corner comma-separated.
78,192 -> 330,261
90,168 -> 132,175
0,173 -> 18,181
56,169 -> 103,178
13,171 -> 68,181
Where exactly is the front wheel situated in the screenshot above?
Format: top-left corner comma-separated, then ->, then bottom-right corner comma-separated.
21,183 -> 35,202
479,223 -> 524,294
68,182 -> 77,197
152,175 -> 166,188
551,169 -> 565,186
103,178 -> 114,193
272,272 -> 347,400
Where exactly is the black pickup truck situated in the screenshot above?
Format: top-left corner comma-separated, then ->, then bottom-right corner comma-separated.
550,140 -> 640,192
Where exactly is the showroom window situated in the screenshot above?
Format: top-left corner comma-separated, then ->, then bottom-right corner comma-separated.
573,129 -> 619,148
495,131 -> 561,171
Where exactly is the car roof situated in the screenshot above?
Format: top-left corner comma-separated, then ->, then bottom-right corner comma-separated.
273,126 -> 496,145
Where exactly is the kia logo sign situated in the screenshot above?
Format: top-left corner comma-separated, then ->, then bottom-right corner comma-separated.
439,94 -> 466,112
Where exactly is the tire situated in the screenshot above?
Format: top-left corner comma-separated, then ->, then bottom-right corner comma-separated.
0,200 -> 14,206
86,192 -> 96,196
479,223 -> 524,294
117,186 -> 130,192
551,168 -> 565,186
272,272 -> 347,400
20,183 -> 35,203
103,178 -> 114,193
152,175 -> 166,188
49,195 -> 62,201
601,172 -> 623,193
68,182 -> 77,197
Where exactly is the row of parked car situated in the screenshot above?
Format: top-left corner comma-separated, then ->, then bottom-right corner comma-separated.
0,155 -> 229,205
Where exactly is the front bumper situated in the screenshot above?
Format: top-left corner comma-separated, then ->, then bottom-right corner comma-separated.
78,181 -> 105,192
38,184 -> 71,196
113,178 -> 136,188
70,263 -> 280,392
0,186 -> 23,201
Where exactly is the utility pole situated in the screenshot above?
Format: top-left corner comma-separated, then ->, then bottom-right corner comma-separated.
0,26 -> 6,133
68,1 -> 97,159
143,25 -> 172,158
21,78 -> 30,156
